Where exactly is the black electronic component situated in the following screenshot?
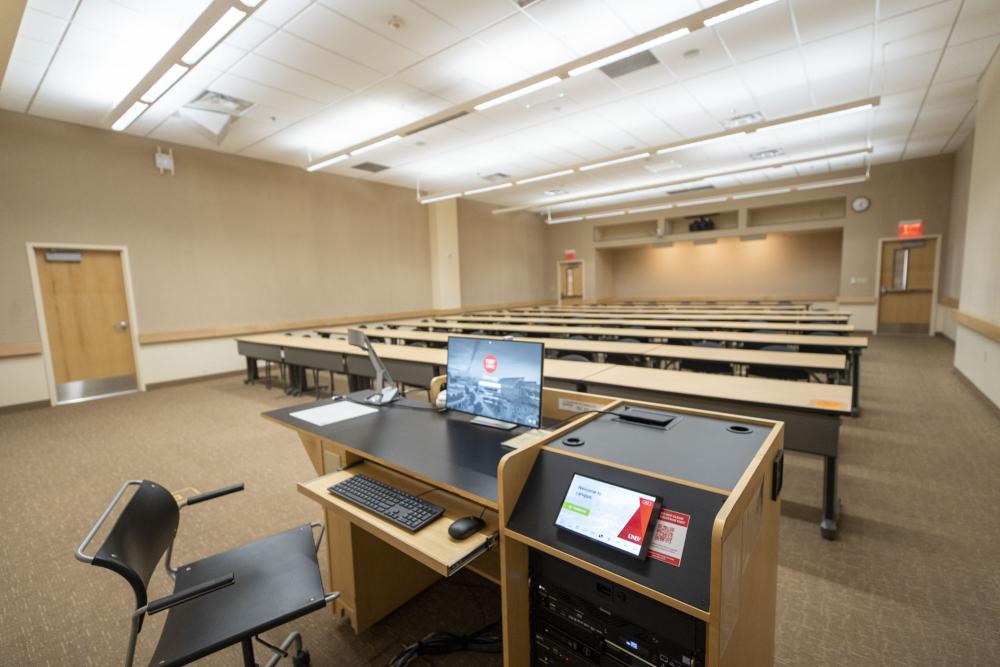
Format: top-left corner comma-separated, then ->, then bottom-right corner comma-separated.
529,551 -> 705,667
615,406 -> 677,428
328,474 -> 444,532
448,515 -> 486,540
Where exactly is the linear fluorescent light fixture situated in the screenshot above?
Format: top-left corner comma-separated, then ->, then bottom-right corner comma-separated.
306,154 -> 349,172
516,169 -> 574,185
657,132 -> 745,155
421,192 -> 462,204
182,7 -> 246,65
796,176 -> 868,191
769,103 -> 874,131
703,0 -> 780,27
473,76 -> 562,111
568,28 -> 690,77
111,101 -> 149,131
140,64 -> 188,103
580,152 -> 650,172
627,203 -> 675,214
351,135 -> 402,156
731,187 -> 791,200
675,196 -> 728,208
465,182 -> 513,195
585,210 -> 626,220
549,215 -> 583,224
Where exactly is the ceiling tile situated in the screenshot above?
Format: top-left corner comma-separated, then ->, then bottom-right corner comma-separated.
409,0 -> 516,36
224,17 -> 276,52
951,0 -> 1000,45
255,31 -> 383,90
650,27 -> 729,79
26,0 -> 77,21
791,0 -> 874,43
879,0 -> 951,20
935,36 -> 1000,83
230,52 -> 350,104
711,0 -> 798,62
317,0 -> 465,56
801,25 -> 873,82
474,13 -> 578,74
210,72 -> 325,116
284,4 -> 422,75
525,0 -> 633,55
605,0 -> 703,34
881,49 -> 940,94
251,0 -> 313,28
17,7 -> 67,45
682,67 -> 756,120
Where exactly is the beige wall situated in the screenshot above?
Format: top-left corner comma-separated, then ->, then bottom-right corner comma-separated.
428,199 -> 462,309
955,54 -> 1000,407
538,155 -> 955,303
0,110 -> 432,344
545,220 -> 615,301
609,230 -> 842,299
457,198 -> 551,307
942,133 -> 973,301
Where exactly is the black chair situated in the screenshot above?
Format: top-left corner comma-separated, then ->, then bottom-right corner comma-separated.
679,340 -> 733,375
559,353 -> 593,362
747,344 -> 811,381
76,480 -> 339,667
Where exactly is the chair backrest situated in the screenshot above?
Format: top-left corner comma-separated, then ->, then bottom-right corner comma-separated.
91,480 -> 179,610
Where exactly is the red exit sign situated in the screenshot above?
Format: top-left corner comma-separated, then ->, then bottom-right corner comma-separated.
898,220 -> 924,238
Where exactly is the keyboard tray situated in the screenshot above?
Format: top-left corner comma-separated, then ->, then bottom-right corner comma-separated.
298,461 -> 498,578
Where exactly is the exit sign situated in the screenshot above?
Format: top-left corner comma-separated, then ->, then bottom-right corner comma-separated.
898,220 -> 924,238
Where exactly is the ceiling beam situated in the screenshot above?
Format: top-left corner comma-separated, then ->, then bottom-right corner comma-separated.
0,0 -> 28,89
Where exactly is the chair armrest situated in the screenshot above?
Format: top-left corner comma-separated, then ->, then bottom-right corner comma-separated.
147,573 -> 235,615
184,483 -> 244,507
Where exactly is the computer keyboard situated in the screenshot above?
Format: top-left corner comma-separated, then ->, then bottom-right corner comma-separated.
328,473 -> 445,532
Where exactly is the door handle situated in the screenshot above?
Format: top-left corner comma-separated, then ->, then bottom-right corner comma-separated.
115,321 -> 129,330
879,286 -> 887,295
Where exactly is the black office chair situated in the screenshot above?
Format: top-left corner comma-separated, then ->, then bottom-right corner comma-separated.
76,480 -> 339,667
559,353 -> 592,362
679,340 -> 733,375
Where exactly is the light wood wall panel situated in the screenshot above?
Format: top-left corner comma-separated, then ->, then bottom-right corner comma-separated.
609,230 -> 843,300
0,110 -> 432,343
457,198 -> 552,307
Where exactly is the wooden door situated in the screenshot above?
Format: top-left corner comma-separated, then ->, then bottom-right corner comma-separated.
559,261 -> 584,305
877,238 -> 937,334
36,248 -> 138,403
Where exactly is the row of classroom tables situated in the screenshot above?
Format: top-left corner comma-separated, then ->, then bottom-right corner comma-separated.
236,304 -> 864,539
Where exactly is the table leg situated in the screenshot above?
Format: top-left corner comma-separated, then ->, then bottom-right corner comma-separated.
850,350 -> 861,416
820,455 -> 840,540
244,357 -> 258,385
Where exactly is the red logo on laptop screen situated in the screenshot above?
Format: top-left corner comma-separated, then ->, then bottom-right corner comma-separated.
483,354 -> 498,373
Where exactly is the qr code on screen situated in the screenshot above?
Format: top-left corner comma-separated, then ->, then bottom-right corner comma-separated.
655,523 -> 675,543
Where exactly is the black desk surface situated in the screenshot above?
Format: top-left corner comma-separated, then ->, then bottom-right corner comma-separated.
264,392 -> 512,506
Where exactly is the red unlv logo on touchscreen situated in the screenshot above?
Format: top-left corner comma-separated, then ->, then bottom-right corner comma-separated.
483,354 -> 498,373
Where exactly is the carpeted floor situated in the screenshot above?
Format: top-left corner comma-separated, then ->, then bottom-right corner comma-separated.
1,335 -> 998,666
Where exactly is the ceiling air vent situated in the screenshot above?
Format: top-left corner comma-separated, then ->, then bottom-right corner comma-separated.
750,148 -> 785,160
186,90 -> 254,116
479,172 -> 510,182
352,161 -> 390,173
600,50 -> 659,78
725,111 -> 764,128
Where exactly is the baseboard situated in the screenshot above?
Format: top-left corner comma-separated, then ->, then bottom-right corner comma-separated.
146,369 -> 246,390
952,367 -> 1000,418
0,399 -> 49,415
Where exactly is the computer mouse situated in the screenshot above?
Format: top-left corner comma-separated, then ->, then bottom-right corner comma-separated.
448,515 -> 485,540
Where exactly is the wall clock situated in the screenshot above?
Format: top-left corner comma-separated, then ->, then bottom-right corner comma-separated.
851,196 -> 871,213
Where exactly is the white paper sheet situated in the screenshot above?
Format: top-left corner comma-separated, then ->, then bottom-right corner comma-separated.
290,400 -> 378,426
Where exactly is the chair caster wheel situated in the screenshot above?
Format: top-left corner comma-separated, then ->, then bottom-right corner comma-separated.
293,649 -> 311,666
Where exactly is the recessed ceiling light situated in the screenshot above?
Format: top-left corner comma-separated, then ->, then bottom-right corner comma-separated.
725,111 -> 764,128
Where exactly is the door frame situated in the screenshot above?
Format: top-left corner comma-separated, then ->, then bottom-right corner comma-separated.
873,233 -> 942,336
556,259 -> 585,304
26,242 -> 145,406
